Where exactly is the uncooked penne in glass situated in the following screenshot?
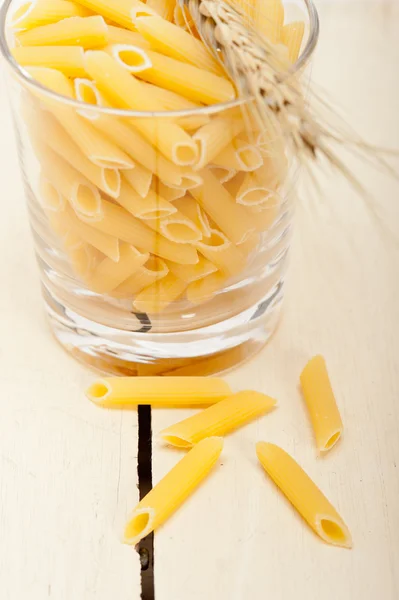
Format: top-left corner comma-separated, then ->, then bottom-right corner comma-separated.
117,177 -> 177,220
130,0 -> 158,20
145,0 -> 174,21
12,45 -> 86,77
74,78 -> 107,120
72,0 -> 137,30
194,117 -> 246,170
123,164 -> 153,198
106,43 -> 153,73
166,255 -> 217,283
186,271 -> 228,304
150,211 -> 203,244
161,391 -> 277,447
281,21 -> 305,64
256,442 -> 352,548
133,273 -> 187,313
87,243 -> 149,293
17,15 -> 108,48
196,230 -> 246,277
124,437 -> 223,545
67,242 -> 100,280
114,256 -> 169,297
135,16 -> 222,75
213,139 -> 263,172
236,172 -> 276,207
65,206 -> 120,261
154,181 -> 185,202
300,355 -> 344,453
86,376 -> 232,406
107,25 -> 152,49
173,196 -> 211,238
10,0 -> 91,30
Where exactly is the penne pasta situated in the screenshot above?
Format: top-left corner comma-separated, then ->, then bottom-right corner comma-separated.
114,255 -> 169,296
86,376 -> 232,406
224,171 -> 246,197
68,242 -> 100,280
65,205 -> 120,260
133,49 -> 236,105
84,51 -> 199,166
117,177 -> 177,220
256,442 -> 352,548
39,173 -> 66,212
173,196 -> 211,238
107,25 -> 151,49
281,21 -> 305,64
10,0 -> 92,30
300,355 -> 344,453
247,202 -> 279,232
236,172 -> 278,207
195,229 -> 247,277
139,81 -> 199,111
133,272 -> 187,313
237,231 -> 260,257
124,437 -> 223,545
87,243 -> 149,293
191,169 -> 256,244
88,198 -> 199,264
123,164 -> 153,198
255,0 -> 285,44
186,271 -> 228,304
166,255 -> 217,283
213,138 -> 263,172
74,77 -> 106,120
208,165 -> 236,184
12,45 -> 86,77
153,181 -> 186,202
106,43 -> 153,73
72,0 -> 137,30
130,0 -> 159,20
161,390 -> 277,447
135,16 -> 222,75
145,0 -> 175,21
193,117 -> 245,170
17,15 -> 108,48
149,211 -> 203,244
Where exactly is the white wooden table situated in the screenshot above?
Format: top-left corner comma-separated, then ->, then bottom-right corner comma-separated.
1,2 -> 399,599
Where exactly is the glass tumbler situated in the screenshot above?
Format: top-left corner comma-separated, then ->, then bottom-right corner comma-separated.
0,0 -> 319,375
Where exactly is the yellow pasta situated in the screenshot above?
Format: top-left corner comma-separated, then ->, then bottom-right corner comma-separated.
17,15 -> 108,48
195,230 -> 246,277
107,25 -> 151,49
133,49 -> 235,105
208,165 -> 236,184
84,51 -> 199,166
173,196 -> 211,238
145,0 -> 174,21
173,3 -> 196,34
72,0 -> 137,30
86,376 -> 231,406
135,16 -> 222,75
117,177 -> 176,220
300,355 -> 344,453
193,117 -> 245,170
12,45 -> 86,77
148,211 -> 203,244
39,172 -> 66,212
87,243 -> 149,293
123,164 -> 153,198
191,169 -> 256,244
237,231 -> 260,257
256,442 -> 352,548
161,391 -> 277,447
236,172 -> 277,207
255,0 -> 285,44
154,181 -> 185,202
74,77 -> 106,119
133,272 -> 187,313
186,271 -> 228,304
130,0 -> 159,20
115,255 -> 169,296
89,198 -> 199,264
213,139 -> 263,172
124,437 -> 223,545
10,0 -> 91,30
65,205 -> 120,260
166,255 -> 217,283
68,242 -> 100,279
106,43 -> 153,73
281,21 -> 305,64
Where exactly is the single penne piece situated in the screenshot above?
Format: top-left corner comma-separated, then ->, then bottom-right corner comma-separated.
130,0 -> 159,19
68,242 -> 100,280
74,77 -> 107,120
39,173 -> 67,212
161,391 -> 277,447
17,15 -> 109,48
87,243 -> 149,293
224,171 -> 246,197
300,356 -> 344,453
145,0 -> 174,21
133,50 -> 236,105
193,117 -> 246,170
12,45 -> 86,77
84,51 -> 199,166
139,81 -> 200,111
135,16 -> 223,75
114,255 -> 168,297
72,0 -> 137,30
92,116 -> 182,186
149,211 -> 203,244
173,195 -> 211,238
166,255 -> 217,283
236,172 -> 277,207
281,21 -> 305,64
153,181 -> 185,202
191,169 -> 256,244
256,442 -> 352,548
124,437 -> 223,545
237,231 -> 260,257
10,0 -> 92,30
65,205 -> 120,261
213,139 -> 263,172
27,105 -> 121,198
86,376 -> 232,406
123,164 -> 153,198
133,273 -> 187,313
88,199 -> 199,264
186,271 -> 228,304
33,140 -> 103,221
46,209 -> 83,249
117,177 -> 177,220
107,25 -> 152,49
255,0 -> 285,44
175,171 -> 203,190
246,202 -> 279,232
208,165 -> 236,184
106,43 -> 153,73
195,230 -> 247,277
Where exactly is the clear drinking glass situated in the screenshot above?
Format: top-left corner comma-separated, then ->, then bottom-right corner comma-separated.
0,0 -> 318,375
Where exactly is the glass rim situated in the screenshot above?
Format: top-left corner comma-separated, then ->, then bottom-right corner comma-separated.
0,0 -> 319,118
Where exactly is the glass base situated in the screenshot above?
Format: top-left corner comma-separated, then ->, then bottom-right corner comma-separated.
43,279 -> 285,376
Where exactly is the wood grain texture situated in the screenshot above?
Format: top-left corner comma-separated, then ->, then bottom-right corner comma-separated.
0,2 -> 398,600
